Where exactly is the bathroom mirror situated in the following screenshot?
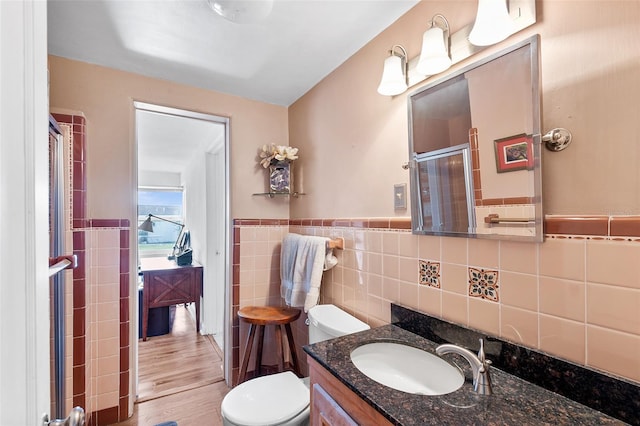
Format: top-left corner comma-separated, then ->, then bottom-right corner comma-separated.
408,35 -> 542,242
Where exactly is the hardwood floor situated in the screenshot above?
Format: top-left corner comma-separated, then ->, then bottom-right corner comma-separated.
114,381 -> 230,426
112,304 -> 229,425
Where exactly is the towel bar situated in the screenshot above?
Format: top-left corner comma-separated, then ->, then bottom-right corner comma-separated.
327,237 -> 344,250
484,214 -> 534,224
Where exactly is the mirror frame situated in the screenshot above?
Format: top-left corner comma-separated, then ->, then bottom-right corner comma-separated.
407,35 -> 542,242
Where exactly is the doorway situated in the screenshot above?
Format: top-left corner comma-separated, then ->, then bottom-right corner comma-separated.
133,101 -> 231,397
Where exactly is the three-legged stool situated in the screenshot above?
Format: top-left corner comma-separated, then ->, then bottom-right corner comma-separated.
237,306 -> 302,384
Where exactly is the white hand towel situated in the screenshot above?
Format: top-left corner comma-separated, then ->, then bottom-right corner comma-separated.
298,236 -> 330,312
280,233 -> 302,305
280,234 -> 337,312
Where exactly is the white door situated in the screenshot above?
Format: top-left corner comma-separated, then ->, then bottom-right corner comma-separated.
205,148 -> 227,348
0,1 -> 54,424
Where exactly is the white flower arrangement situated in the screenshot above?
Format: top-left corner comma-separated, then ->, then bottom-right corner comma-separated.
259,144 -> 299,168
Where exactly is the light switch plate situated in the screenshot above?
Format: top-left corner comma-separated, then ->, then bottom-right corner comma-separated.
394,184 -> 407,210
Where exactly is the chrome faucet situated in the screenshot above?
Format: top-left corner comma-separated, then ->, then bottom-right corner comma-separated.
436,338 -> 493,395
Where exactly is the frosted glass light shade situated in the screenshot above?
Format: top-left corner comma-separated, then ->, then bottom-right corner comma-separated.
416,26 -> 452,76
208,0 -> 273,24
377,55 -> 407,96
469,0 -> 513,46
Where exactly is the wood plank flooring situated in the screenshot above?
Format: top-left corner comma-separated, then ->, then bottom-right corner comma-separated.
137,304 -> 224,402
114,381 -> 230,426
112,304 -> 229,425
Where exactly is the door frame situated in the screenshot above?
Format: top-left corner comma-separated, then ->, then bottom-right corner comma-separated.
0,0 -> 51,424
132,101 -> 232,387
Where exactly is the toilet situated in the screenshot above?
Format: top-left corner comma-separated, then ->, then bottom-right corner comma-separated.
221,304 -> 370,426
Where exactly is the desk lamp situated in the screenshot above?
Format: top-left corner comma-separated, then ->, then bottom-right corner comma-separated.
138,214 -> 185,260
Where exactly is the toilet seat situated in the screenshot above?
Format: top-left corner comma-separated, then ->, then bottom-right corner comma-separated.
221,371 -> 309,426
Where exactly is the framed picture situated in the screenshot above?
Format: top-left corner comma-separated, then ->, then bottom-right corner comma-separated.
494,133 -> 534,173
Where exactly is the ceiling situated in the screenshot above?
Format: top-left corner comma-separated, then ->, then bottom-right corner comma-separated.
48,0 -> 418,176
48,0 -> 418,107
136,109 -> 225,175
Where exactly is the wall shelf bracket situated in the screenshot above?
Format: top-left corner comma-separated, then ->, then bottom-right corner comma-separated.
252,192 -> 305,198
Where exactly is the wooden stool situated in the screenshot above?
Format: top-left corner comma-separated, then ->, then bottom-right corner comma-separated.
237,306 -> 301,384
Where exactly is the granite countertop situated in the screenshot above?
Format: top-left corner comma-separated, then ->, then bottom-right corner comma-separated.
304,324 -> 625,426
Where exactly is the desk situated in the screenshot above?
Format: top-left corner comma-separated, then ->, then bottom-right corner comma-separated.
140,257 -> 203,341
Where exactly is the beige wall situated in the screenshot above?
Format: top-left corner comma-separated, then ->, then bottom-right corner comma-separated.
49,1 -> 640,220
48,55 -> 290,221
289,0 -> 640,218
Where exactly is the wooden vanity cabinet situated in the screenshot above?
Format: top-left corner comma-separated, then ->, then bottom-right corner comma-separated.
308,356 -> 393,426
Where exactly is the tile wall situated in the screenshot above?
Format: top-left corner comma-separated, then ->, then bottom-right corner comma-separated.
233,217 -> 640,386
69,220 -> 130,426
53,113 -> 131,425
87,227 -> 128,421
231,221 -> 309,384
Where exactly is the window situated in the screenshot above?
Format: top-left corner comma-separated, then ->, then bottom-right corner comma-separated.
138,187 -> 184,257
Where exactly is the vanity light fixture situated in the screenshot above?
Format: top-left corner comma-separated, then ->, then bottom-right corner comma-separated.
468,0 -> 514,46
416,14 -> 452,76
377,45 -> 409,96
375,0 -> 536,96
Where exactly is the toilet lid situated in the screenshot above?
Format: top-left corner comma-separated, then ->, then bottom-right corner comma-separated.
222,371 -> 310,426
308,304 -> 370,336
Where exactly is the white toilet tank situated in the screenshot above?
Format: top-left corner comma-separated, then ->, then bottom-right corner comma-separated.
307,304 -> 370,344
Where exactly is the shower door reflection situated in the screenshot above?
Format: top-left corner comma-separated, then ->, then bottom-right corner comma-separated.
414,144 -> 475,234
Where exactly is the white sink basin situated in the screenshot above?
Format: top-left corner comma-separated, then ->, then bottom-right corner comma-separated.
350,342 -> 464,395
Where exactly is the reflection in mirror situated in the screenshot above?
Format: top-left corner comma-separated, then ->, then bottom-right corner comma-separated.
416,144 -> 474,233
408,35 -> 542,242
